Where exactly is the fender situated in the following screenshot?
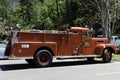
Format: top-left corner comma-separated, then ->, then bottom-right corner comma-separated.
94,44 -> 117,56
37,42 -> 57,56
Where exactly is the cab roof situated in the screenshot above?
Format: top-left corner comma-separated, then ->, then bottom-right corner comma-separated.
70,27 -> 90,32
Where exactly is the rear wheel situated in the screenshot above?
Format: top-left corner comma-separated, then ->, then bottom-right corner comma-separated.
34,50 -> 53,67
102,48 -> 112,63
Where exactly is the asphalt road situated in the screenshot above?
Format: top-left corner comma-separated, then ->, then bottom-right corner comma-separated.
0,59 -> 120,80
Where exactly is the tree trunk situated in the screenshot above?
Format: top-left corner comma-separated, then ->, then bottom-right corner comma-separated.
95,0 -> 117,40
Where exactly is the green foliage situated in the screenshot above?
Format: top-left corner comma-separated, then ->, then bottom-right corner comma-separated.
0,0 -> 120,38
31,0 -> 56,30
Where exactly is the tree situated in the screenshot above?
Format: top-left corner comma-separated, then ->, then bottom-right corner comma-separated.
0,0 -> 15,32
19,0 -> 33,26
65,0 -> 98,27
0,0 -> 119,38
94,0 -> 117,39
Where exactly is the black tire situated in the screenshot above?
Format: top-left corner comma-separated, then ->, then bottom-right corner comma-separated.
25,59 -> 35,65
87,57 -> 94,62
34,50 -> 53,67
102,48 -> 112,63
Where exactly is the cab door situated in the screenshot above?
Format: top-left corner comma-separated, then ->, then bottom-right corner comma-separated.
81,32 -> 93,55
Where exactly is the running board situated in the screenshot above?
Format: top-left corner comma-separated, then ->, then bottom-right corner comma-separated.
56,55 -> 101,60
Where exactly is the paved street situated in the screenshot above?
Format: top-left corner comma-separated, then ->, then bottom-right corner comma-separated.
0,59 -> 120,80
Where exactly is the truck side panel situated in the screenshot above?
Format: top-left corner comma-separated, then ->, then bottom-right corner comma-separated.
15,32 -> 81,57
10,42 -> 57,57
18,32 -> 44,42
5,31 -> 84,57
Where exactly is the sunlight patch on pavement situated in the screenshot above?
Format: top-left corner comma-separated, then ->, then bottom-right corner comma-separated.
96,72 -> 120,76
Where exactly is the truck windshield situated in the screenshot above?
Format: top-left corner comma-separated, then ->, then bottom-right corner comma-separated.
83,32 -> 91,38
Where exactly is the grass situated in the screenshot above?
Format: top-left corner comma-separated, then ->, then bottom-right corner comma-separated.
112,54 -> 120,61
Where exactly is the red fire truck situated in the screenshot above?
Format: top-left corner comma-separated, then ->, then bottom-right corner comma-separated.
5,27 -> 117,67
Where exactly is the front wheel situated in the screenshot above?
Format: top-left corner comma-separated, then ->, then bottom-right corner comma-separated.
34,50 -> 53,67
102,48 -> 112,63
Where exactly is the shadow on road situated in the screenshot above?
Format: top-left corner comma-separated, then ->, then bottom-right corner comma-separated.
0,60 -> 103,71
